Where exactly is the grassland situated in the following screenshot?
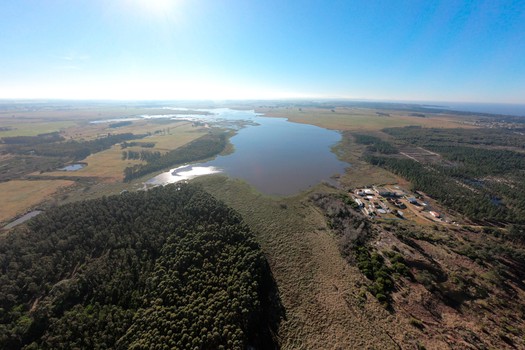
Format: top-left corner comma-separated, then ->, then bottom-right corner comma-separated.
196,176 -> 417,349
40,145 -> 145,182
141,123 -> 206,152
257,106 -> 478,131
33,121 -> 206,182
0,121 -> 76,137
0,179 -> 75,223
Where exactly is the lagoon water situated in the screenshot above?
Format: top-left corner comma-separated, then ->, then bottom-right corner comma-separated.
147,109 -> 348,195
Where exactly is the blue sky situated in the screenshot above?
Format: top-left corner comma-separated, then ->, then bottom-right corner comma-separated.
0,0 -> 524,102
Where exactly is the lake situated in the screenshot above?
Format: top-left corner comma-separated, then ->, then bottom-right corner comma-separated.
147,109 -> 348,195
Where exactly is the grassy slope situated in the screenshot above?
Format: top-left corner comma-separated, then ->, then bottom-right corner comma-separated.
197,176 -> 417,349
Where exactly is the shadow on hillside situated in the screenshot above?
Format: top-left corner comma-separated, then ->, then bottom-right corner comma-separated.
252,259 -> 286,350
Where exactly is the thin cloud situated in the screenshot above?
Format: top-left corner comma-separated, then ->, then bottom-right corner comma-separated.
55,65 -> 82,70
53,53 -> 91,61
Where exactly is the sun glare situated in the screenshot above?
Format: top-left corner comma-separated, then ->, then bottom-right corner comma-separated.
135,0 -> 179,16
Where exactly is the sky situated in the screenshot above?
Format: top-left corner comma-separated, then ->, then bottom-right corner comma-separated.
0,0 -> 524,103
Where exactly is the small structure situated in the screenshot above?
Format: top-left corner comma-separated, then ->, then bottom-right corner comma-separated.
393,190 -> 405,197
375,187 -> 392,197
430,211 -> 441,218
364,189 -> 375,195
354,198 -> 364,207
407,197 -> 418,204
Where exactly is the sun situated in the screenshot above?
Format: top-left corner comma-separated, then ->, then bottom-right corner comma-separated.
134,0 -> 179,16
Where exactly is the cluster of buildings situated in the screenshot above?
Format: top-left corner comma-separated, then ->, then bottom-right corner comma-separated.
350,185 -> 442,221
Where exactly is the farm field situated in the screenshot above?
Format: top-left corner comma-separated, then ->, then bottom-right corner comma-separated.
0,179 -> 75,223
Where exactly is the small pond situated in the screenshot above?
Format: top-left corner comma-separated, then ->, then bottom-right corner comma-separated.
59,163 -> 86,171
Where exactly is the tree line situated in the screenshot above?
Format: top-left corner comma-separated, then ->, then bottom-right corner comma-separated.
4,133 -> 145,160
121,150 -> 161,162
123,132 -> 227,182
374,126 -> 525,225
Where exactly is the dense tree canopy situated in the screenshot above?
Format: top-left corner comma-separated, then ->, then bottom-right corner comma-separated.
4,133 -> 144,160
0,184 -> 278,349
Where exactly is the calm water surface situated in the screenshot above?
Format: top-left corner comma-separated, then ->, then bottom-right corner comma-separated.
60,163 -> 86,171
147,109 -> 348,195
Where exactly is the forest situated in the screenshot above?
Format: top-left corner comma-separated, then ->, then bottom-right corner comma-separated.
383,126 -> 525,148
361,126 -> 525,228
3,133 -> 144,160
365,155 -> 511,223
123,132 -> 227,181
352,133 -> 398,154
0,184 -> 279,349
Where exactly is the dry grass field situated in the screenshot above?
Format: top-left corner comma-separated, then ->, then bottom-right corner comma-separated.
41,146 -> 145,182
257,107 -> 478,131
143,123 -> 206,152
0,179 -> 75,223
